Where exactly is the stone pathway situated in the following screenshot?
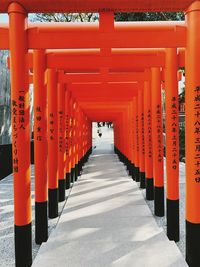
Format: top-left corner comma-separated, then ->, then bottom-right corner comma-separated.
32,134 -> 187,267
0,166 -> 69,267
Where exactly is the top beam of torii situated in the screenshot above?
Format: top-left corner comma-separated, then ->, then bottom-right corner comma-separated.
0,0 -> 196,13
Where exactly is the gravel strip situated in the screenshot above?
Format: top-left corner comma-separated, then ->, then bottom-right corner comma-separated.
0,165 -> 71,267
140,159 -> 186,258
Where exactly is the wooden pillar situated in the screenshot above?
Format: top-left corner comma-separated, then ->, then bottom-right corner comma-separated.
151,67 -> 164,217
129,102 -> 135,180
185,2 -> 200,265
58,82 -> 66,202
165,48 -> 179,242
47,69 -> 58,218
74,103 -> 79,181
70,97 -> 75,183
144,80 -> 154,200
132,97 -> 137,181
134,96 -> 140,182
138,87 -> 146,188
65,89 -> 71,189
8,3 -> 32,266
33,50 -> 48,244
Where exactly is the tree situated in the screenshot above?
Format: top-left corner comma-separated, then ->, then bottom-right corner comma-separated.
32,13 -> 98,22
115,12 -> 184,21
33,11 -> 184,22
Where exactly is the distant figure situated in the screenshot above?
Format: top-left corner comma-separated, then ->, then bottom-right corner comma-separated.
97,128 -> 102,138
107,122 -> 112,128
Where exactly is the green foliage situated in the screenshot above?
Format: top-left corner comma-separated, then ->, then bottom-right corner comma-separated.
115,12 -> 184,21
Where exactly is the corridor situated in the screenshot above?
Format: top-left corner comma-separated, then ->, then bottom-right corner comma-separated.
32,130 -> 187,267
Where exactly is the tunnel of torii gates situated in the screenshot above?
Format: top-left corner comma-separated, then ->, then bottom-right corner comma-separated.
2,0 -> 200,266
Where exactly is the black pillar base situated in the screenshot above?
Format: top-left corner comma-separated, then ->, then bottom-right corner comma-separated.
48,188 -> 58,218
71,168 -> 75,184
84,153 -> 89,163
66,172 -> 71,189
127,162 -> 134,178
75,164 -> 79,181
154,186 -> 164,217
186,220 -> 200,267
167,199 -> 179,242
118,150 -> 123,163
126,159 -> 131,173
78,161 -> 81,176
135,167 -> 140,182
128,161 -> 133,176
125,158 -> 129,169
118,153 -> 122,162
79,159 -> 82,172
140,172 -> 146,189
131,163 -> 135,180
80,158 -> 83,172
146,178 -> 154,200
82,156 -> 85,165
58,179 -> 66,202
120,153 -> 125,163
15,223 -> 32,267
83,153 -> 87,163
35,201 -> 48,244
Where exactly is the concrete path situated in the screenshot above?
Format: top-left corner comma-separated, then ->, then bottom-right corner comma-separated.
32,132 -> 187,267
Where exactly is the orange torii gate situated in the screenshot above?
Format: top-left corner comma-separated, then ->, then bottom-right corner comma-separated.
22,47 -> 181,212
1,1 -> 200,266
2,30 -> 182,267
54,65 -> 180,235
0,0 -> 196,12
0,21 -> 186,49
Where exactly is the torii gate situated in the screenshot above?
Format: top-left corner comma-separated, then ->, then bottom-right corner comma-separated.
1,1 -> 200,266
23,48 -> 181,245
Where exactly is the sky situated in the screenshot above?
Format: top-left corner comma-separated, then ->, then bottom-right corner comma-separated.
0,14 -> 8,23
0,13 -> 34,23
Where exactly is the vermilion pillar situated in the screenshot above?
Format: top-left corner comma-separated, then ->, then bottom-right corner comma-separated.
151,67 -> 164,217
47,69 -> 58,218
77,106 -> 82,176
165,48 -> 179,242
8,3 -> 32,266
65,89 -> 71,189
138,87 -> 146,188
58,82 -> 66,202
122,113 -> 128,164
79,110 -> 84,174
89,120 -> 92,153
129,102 -> 135,180
33,50 -> 48,244
134,96 -> 140,182
125,110 -> 130,173
185,2 -> 200,265
70,97 -> 75,183
74,103 -> 79,181
72,100 -> 77,181
132,99 -> 137,180
144,80 -> 154,200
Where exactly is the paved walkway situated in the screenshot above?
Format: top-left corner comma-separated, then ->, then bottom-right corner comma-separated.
33,131 -> 187,267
